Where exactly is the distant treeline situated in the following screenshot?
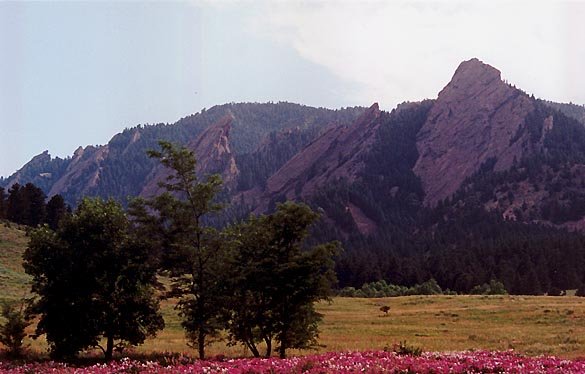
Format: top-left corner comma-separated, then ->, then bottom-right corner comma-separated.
0,183 -> 69,229
337,279 -> 508,298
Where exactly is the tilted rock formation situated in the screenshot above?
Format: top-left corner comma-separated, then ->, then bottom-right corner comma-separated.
48,145 -> 109,197
140,114 -> 239,197
413,58 -> 534,206
241,103 -> 381,213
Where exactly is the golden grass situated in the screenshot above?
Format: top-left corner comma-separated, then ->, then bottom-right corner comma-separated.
129,295 -> 585,359
3,225 -> 585,358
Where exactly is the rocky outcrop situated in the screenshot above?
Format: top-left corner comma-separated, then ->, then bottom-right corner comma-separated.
414,58 -> 535,206
140,114 -> 239,197
49,145 -> 109,197
2,151 -> 53,188
241,103 -> 381,211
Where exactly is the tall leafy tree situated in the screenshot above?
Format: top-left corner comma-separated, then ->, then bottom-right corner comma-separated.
45,194 -> 69,230
22,183 -> 46,226
24,198 -> 164,360
129,141 -> 226,359
226,202 -> 338,358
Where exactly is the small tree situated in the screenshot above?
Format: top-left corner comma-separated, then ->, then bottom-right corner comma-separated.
226,202 -> 338,358
380,305 -> 391,316
129,141 -> 226,360
24,198 -> 164,360
0,301 -> 30,357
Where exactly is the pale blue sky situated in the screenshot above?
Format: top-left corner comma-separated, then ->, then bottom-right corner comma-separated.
1,1 -> 584,177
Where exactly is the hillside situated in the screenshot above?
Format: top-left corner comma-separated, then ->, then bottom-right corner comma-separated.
1,103 -> 364,206
0,222 -> 30,302
4,58 -> 585,295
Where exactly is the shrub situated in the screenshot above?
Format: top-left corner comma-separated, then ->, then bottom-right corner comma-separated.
0,301 -> 30,358
470,280 -> 508,295
385,340 -> 423,356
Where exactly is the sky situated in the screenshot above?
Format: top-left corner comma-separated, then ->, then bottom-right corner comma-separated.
1,1 -> 584,178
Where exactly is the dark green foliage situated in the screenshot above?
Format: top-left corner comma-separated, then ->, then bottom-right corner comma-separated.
236,127 -> 322,191
0,301 -> 30,357
0,187 -> 6,219
387,341 -> 423,356
329,99 -> 585,296
339,279 -> 449,298
1,181 -> 68,228
225,202 -> 338,358
6,183 -> 46,227
547,287 -> 564,296
544,101 -> 585,125
469,280 -> 508,295
0,152 -> 69,195
45,195 -> 69,230
1,103 -> 363,207
129,141 -> 226,360
23,198 -> 164,360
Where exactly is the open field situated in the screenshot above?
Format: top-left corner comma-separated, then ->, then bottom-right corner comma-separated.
138,295 -> 585,359
2,224 -> 585,359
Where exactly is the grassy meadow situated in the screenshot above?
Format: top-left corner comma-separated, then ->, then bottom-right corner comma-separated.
2,222 -> 585,358
0,222 -> 30,303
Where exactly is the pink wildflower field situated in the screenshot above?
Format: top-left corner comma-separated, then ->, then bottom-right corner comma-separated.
2,351 -> 585,373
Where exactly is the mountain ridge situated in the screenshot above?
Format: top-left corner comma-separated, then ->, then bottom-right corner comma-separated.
6,59 -> 585,294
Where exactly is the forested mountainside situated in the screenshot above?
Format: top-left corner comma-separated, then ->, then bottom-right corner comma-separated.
1,103 -> 364,206
4,58 -> 585,295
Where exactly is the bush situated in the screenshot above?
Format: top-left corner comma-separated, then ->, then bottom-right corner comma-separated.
548,287 -> 564,296
0,301 -> 30,358
470,280 -> 508,295
385,341 -> 423,356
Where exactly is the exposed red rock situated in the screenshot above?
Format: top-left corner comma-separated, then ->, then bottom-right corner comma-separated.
140,114 -> 239,197
241,103 -> 381,212
49,145 -> 109,197
413,58 -> 535,206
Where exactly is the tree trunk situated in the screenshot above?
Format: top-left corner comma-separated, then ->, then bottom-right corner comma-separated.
198,328 -> 205,360
246,341 -> 260,358
105,335 -> 114,361
265,338 -> 272,358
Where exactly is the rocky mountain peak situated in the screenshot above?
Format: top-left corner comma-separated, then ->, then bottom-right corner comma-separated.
140,113 -> 239,197
414,58 -> 535,206
355,103 -> 380,127
449,58 -> 501,89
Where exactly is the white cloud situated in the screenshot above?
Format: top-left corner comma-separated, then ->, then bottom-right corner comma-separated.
248,1 -> 584,109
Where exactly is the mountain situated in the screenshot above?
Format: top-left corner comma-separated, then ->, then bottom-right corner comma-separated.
2,103 -> 364,206
141,114 -> 240,197
239,103 -> 382,213
5,58 -> 585,295
413,58 -> 534,206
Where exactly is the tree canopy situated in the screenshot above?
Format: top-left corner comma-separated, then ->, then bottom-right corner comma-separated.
24,198 -> 164,360
129,141 -> 226,360
226,202 -> 339,358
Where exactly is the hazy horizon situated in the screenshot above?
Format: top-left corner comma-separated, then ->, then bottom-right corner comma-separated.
1,1 -> 584,177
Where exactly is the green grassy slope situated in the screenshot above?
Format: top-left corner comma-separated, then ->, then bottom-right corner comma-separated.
0,222 -> 31,302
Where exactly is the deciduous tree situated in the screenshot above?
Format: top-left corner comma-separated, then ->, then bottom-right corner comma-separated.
129,141 -> 226,360
226,202 -> 338,358
24,198 -> 164,360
